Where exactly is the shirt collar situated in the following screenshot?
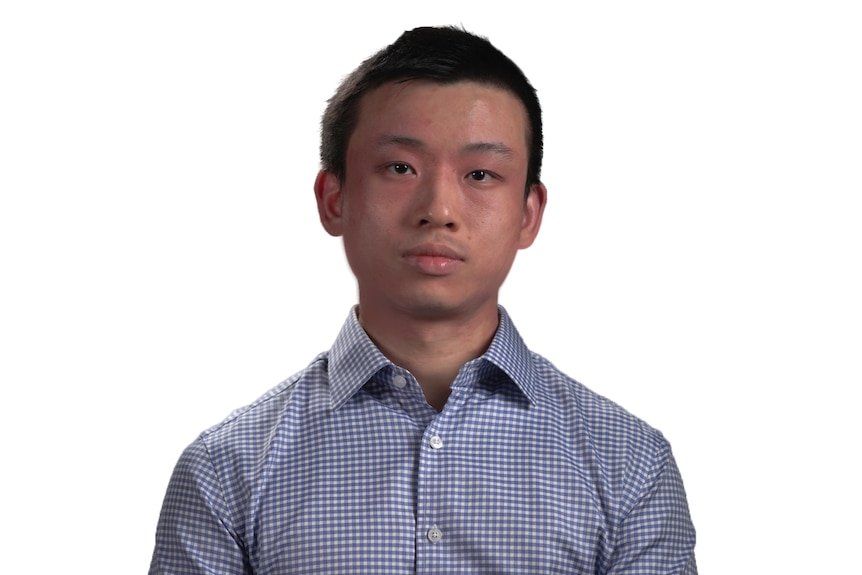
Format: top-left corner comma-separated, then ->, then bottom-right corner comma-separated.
327,306 -> 539,410
328,307 -> 392,410
481,306 -> 540,405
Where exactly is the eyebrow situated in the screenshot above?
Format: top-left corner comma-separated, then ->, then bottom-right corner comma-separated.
374,135 -> 515,158
374,135 -> 425,150
460,141 -> 515,159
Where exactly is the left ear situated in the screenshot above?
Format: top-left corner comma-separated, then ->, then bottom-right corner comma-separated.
518,182 -> 547,249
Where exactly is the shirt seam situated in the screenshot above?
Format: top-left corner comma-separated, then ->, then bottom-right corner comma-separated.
199,438 -> 248,557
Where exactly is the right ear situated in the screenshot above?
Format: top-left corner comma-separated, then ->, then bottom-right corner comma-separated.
314,170 -> 344,237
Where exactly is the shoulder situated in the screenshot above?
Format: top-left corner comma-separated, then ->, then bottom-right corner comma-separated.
532,352 -> 665,439
195,353 -> 329,456
530,352 -> 673,502
171,352 -> 331,492
158,354 -> 331,543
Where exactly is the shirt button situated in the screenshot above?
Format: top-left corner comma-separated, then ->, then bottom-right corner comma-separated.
392,375 -> 407,389
429,435 -> 443,450
427,526 -> 443,543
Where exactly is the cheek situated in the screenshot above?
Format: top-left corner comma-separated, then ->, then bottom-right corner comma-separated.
472,197 -> 524,235
343,193 -> 402,248
348,191 -> 412,235
346,205 -> 395,240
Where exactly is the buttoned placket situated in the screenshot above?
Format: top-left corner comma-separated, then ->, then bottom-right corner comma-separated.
414,362 -> 480,574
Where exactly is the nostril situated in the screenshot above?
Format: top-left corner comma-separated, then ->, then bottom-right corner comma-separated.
416,210 -> 456,229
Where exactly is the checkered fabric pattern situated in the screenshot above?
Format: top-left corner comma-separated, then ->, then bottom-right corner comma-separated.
150,307 -> 697,574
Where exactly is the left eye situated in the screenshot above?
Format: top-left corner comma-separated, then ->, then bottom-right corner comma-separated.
468,170 -> 490,181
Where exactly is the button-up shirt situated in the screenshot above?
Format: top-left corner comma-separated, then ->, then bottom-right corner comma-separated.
150,307 -> 697,574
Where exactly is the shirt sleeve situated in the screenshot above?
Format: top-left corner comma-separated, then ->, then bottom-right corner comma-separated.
149,439 -> 252,575
606,442 -> 698,575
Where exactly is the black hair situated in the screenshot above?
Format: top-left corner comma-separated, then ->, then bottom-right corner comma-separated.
320,26 -> 543,189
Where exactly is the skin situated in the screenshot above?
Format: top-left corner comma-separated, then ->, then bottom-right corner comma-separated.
315,80 -> 547,410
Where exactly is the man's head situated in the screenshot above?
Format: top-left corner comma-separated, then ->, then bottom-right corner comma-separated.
320,26 -> 543,191
314,27 -> 547,324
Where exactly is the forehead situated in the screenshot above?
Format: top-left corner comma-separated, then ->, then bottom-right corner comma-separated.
348,80 -> 530,156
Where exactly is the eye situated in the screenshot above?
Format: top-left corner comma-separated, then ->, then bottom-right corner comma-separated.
387,162 -> 414,175
468,170 -> 492,182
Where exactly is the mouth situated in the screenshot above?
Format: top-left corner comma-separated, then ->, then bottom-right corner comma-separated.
402,243 -> 465,275
403,243 -> 465,260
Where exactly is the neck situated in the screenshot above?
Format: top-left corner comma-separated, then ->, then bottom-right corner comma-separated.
357,300 -> 500,411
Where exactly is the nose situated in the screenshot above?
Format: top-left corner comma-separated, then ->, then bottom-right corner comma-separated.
414,171 -> 460,231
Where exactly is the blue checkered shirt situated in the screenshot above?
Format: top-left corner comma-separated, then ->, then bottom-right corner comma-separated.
150,307 -> 697,574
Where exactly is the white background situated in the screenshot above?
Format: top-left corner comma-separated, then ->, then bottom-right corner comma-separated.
1,1 -> 860,572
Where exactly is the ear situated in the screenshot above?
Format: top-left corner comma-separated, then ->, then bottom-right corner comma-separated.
518,182 -> 547,249
314,170 -> 345,237
518,182 -> 548,249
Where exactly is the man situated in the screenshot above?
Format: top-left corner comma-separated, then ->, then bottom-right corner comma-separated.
150,26 -> 697,574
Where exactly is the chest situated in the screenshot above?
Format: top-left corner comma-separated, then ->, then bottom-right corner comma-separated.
249,393 -> 606,574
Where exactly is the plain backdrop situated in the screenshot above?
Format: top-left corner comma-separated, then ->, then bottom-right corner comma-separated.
1,1 -> 860,572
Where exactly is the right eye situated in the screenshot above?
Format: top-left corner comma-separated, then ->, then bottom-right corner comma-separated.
386,163 -> 414,175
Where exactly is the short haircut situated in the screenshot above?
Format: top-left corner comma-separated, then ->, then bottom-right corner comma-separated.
320,26 -> 543,190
